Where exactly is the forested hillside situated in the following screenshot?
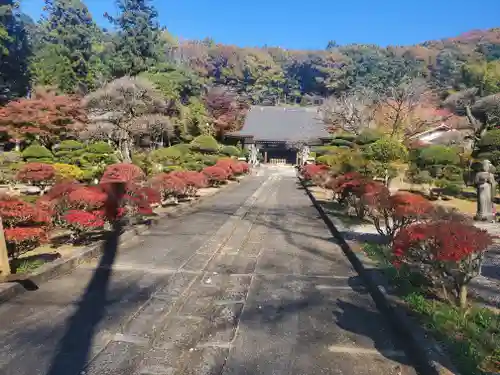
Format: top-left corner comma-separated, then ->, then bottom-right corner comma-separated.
1,0 -> 499,141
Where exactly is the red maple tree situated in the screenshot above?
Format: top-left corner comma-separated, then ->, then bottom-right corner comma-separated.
364,190 -> 434,239
204,87 -> 249,137
0,91 -> 86,146
393,221 -> 493,307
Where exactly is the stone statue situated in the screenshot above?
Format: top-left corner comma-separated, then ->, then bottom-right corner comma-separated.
249,144 -> 259,166
300,145 -> 310,166
475,159 -> 497,221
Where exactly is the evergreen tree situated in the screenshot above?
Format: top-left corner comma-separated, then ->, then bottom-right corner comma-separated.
106,0 -> 162,77
0,1 -> 31,102
31,0 -> 104,93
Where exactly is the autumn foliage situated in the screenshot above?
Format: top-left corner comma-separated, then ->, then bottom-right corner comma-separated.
0,91 -> 86,145
393,221 -> 493,307
149,173 -> 188,200
202,166 -> 230,185
100,163 -> 145,184
0,195 -> 50,258
16,163 -> 56,187
300,164 -> 329,181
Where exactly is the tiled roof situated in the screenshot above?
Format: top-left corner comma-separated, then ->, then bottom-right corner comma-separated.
229,106 -> 331,142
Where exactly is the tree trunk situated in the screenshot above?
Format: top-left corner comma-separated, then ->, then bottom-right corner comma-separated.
458,284 -> 468,309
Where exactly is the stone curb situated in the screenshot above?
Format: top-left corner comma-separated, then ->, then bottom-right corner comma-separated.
0,177 -> 246,304
299,178 -> 460,375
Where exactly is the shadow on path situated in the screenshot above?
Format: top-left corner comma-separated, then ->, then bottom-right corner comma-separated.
45,183 -> 125,375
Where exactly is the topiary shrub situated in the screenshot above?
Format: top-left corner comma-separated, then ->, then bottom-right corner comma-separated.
405,168 -> 433,185
80,142 -> 117,178
170,143 -> 192,155
417,145 -> 461,168
87,141 -> 114,154
202,166 -> 229,186
149,173 -> 187,203
164,165 -> 184,173
67,186 -> 108,210
53,163 -> 84,182
170,170 -> 208,196
190,135 -> 220,154
54,140 -> 85,164
330,138 -> 354,148
150,147 -> 183,166
182,161 -> 204,172
63,210 -> 106,242
355,129 -> 383,145
334,132 -> 357,142
311,145 -> 339,157
220,145 -> 241,157
201,155 -> 219,166
0,195 -> 51,258
100,163 -> 145,184
16,163 -> 56,193
22,144 -> 54,163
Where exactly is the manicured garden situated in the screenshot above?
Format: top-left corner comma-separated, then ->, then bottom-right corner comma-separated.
300,154 -> 500,374
0,135 -> 249,276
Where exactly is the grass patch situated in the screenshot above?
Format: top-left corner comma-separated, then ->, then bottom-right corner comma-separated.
319,200 -> 370,227
11,258 -> 46,274
362,243 -> 500,375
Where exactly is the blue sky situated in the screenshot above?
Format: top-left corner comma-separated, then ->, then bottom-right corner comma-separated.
22,0 -> 500,50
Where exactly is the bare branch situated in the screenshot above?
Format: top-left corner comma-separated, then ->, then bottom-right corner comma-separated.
320,89 -> 378,135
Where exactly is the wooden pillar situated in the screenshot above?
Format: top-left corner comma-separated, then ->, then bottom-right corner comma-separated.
0,218 -> 11,277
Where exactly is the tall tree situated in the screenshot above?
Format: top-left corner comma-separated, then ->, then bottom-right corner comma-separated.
84,76 -> 169,162
204,87 -> 249,138
31,0 -> 104,93
0,0 -> 31,102
105,0 -> 161,77
0,88 -> 87,147
320,89 -> 378,135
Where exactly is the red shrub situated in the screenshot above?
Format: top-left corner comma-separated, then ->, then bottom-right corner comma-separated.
45,181 -> 81,200
215,159 -> 236,177
150,173 -> 187,199
202,166 -> 230,185
67,186 -> 108,209
100,163 -> 145,184
138,186 -> 161,205
123,184 -> 155,216
16,163 -> 55,186
63,210 -> 105,237
170,170 -> 208,196
0,196 -> 50,227
238,162 -> 250,174
4,226 -> 49,258
364,190 -> 434,239
301,164 -> 329,181
393,221 -> 494,307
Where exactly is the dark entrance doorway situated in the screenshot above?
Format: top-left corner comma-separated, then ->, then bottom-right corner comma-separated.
263,148 -> 297,164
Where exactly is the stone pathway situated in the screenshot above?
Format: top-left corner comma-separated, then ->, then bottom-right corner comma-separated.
0,166 -> 417,375
469,222 -> 500,309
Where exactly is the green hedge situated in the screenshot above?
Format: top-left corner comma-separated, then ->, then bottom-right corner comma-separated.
417,145 -> 461,167
150,147 -> 183,165
220,145 -> 241,157
190,135 -> 220,153
22,144 -> 54,163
